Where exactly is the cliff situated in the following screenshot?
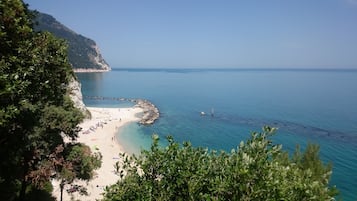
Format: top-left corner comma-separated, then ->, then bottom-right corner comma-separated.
34,12 -> 110,71
68,77 -> 91,119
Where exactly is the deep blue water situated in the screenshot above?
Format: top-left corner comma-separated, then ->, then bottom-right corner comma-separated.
77,68 -> 357,200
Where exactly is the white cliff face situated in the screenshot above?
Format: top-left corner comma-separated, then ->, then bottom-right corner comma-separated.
68,77 -> 91,118
90,45 -> 111,71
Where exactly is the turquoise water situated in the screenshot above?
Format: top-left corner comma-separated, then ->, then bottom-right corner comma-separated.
77,69 -> 357,200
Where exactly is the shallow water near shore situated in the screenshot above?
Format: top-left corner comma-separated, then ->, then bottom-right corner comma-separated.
77,68 -> 357,200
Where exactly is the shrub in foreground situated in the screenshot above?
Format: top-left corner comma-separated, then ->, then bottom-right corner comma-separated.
103,126 -> 338,201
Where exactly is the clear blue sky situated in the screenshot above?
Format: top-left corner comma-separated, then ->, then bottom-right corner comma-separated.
25,0 -> 357,69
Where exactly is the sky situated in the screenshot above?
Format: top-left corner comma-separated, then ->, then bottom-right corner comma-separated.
24,0 -> 357,69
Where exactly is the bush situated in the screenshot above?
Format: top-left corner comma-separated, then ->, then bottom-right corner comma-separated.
103,126 -> 338,201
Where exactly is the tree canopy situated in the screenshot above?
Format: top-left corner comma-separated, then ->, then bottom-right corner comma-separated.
103,127 -> 338,201
0,0 -> 100,200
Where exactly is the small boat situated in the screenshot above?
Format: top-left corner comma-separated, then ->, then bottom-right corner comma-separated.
211,108 -> 214,117
200,111 -> 206,116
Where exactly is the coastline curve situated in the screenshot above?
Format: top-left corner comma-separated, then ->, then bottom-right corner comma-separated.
83,96 -> 160,125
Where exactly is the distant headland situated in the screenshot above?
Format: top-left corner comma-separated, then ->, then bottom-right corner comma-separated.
34,12 -> 111,71
74,68 -> 111,73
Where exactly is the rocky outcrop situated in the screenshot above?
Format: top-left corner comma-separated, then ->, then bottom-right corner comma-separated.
134,99 -> 160,125
90,44 -> 110,70
68,77 -> 91,118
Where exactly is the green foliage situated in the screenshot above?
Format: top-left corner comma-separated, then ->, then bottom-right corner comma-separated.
0,0 -> 93,200
48,143 -> 102,201
25,182 -> 56,201
103,127 -> 338,201
291,144 -> 339,198
64,143 -> 102,181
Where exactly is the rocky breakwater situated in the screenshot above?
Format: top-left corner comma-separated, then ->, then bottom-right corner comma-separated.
134,99 -> 160,125
81,96 -> 160,125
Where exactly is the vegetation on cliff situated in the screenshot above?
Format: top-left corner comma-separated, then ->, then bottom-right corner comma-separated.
0,1 -> 101,200
34,12 -> 110,70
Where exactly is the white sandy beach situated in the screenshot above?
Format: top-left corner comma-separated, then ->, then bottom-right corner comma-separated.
52,106 -> 143,201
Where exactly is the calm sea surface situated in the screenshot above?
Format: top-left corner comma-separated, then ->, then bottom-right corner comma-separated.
77,69 -> 357,200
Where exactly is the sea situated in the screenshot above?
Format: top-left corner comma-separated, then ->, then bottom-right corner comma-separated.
77,68 -> 357,200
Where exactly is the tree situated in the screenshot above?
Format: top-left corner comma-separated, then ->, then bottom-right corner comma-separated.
291,143 -> 339,198
59,143 -> 101,201
103,126 -> 338,201
42,143 -> 102,201
0,0 -> 95,200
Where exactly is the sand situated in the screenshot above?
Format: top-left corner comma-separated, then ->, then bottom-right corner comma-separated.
52,106 -> 143,201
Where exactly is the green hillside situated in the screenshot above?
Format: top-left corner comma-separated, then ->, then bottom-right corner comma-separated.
34,12 -> 110,70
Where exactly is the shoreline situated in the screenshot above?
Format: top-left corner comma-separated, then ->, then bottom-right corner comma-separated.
52,106 -> 144,200
73,68 -> 111,73
82,96 -> 161,125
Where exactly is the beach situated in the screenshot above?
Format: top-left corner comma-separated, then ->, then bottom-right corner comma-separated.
52,106 -> 143,201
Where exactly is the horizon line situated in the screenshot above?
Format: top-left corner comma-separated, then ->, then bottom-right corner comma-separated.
110,67 -> 357,72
